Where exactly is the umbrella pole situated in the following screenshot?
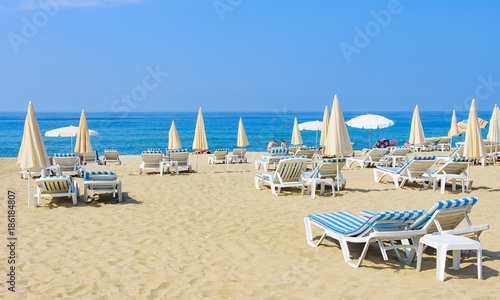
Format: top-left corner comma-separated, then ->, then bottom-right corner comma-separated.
28,174 -> 31,208
369,129 -> 371,148
466,160 -> 470,193
336,159 -> 340,193
196,154 -> 199,173
315,129 -> 318,149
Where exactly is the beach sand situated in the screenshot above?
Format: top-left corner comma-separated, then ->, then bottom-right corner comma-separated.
1,151 -> 499,298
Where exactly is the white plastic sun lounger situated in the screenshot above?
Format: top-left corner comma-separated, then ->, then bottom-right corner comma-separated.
373,156 -> 436,188
34,175 -> 79,206
301,159 -> 347,198
254,157 -> 307,196
103,150 -> 121,165
208,149 -> 228,164
53,153 -> 85,177
346,148 -> 388,168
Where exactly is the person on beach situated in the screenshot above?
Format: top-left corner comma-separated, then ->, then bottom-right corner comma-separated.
267,140 -> 278,152
281,139 -> 287,148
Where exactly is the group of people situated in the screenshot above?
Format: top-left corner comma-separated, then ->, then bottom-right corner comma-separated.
267,139 -> 288,152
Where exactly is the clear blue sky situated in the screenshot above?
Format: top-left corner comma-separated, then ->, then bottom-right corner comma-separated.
1,0 -> 500,112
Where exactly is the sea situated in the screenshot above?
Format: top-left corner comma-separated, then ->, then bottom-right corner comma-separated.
0,111 -> 493,158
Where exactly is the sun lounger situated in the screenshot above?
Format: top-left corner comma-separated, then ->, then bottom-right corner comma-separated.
415,137 -> 440,152
304,210 -> 427,268
346,148 -> 388,168
427,158 -> 472,193
83,171 -> 122,203
168,149 -> 192,175
373,156 -> 436,188
103,150 -> 121,165
381,147 -> 413,167
229,148 -> 247,163
83,151 -> 101,165
208,149 -> 228,164
436,136 -> 452,151
301,159 -> 346,198
255,148 -> 288,171
254,157 -> 307,196
435,145 -> 464,164
34,175 -> 79,206
53,153 -> 85,177
139,151 -> 166,175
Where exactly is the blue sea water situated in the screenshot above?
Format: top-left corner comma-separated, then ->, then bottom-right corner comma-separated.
0,111 -> 493,158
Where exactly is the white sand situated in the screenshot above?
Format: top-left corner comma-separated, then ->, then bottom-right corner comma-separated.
1,152 -> 499,298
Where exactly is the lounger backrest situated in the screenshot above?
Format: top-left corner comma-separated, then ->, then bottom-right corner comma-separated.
169,150 -> 189,162
83,151 -> 97,161
435,158 -> 470,175
104,150 -> 119,160
388,147 -> 412,156
368,148 -> 389,160
294,149 -> 315,158
311,159 -> 347,178
36,176 -> 72,194
232,149 -> 246,158
54,155 -> 78,168
141,152 -> 163,164
309,210 -> 425,237
213,149 -> 228,160
274,157 -> 307,183
409,197 -> 478,230
398,156 -> 435,176
424,137 -> 438,145
270,148 -> 288,156
438,136 -> 451,144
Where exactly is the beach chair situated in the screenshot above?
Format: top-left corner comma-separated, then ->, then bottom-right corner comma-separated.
484,143 -> 499,165
255,148 -> 288,171
373,156 -> 436,188
304,210 -> 427,268
53,153 -> 85,177
168,149 -> 192,175
435,145 -> 464,164
361,197 -> 489,266
83,171 -> 122,202
34,176 -> 79,206
382,147 -> 413,167
254,157 -> 307,196
82,151 -> 101,165
427,158 -> 472,193
288,145 -> 306,155
229,148 -> 247,163
415,138 -> 440,152
103,150 -> 121,165
346,148 -> 388,168
301,159 -> 346,198
294,148 -> 317,169
436,137 -> 452,151
208,149 -> 228,164
139,151 -> 166,175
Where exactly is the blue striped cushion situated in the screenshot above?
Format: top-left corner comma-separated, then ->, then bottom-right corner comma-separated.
54,153 -> 75,157
452,158 -> 470,162
281,155 -> 306,161
410,197 -> 478,229
322,158 -> 346,163
105,149 -> 117,152
84,171 -> 115,180
170,149 -> 188,153
143,150 -> 162,154
216,148 -> 229,152
147,148 -> 162,153
271,148 -> 287,154
414,156 -> 436,160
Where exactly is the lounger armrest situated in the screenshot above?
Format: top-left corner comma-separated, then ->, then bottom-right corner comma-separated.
440,224 -> 490,236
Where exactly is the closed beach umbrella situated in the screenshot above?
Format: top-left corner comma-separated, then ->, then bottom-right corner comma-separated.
298,120 -> 322,149
46,125 -> 98,152
74,110 -> 92,154
486,105 -> 500,143
409,105 -> 425,145
448,110 -> 459,137
291,117 -> 303,146
346,114 -> 394,148
237,118 -> 249,148
320,106 -> 329,148
17,102 -> 50,207
325,95 -> 353,192
464,100 -> 486,159
192,107 -> 208,172
169,120 -> 182,150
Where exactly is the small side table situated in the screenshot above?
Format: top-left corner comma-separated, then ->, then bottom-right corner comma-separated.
302,178 -> 335,199
416,233 -> 482,281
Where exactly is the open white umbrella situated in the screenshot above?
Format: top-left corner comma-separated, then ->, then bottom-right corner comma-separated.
74,110 -> 92,154
409,105 -> 425,146
325,95 -> 353,192
17,102 -> 50,207
237,118 -> 249,148
448,110 -> 459,137
320,106 -> 329,148
169,120 -> 182,150
486,104 -> 500,144
299,120 -> 322,148
46,125 -> 98,152
346,114 -> 394,148
192,107 -> 208,172
291,117 -> 303,146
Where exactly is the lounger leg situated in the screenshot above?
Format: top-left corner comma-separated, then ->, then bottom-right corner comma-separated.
254,177 -> 262,190
416,242 -> 424,273
377,240 -> 389,261
349,241 -> 371,268
304,218 -> 324,247
339,237 -> 352,263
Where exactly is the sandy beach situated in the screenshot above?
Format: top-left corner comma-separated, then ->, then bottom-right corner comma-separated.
1,151 -> 499,299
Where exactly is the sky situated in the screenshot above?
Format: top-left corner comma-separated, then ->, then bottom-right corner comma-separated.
1,0 -> 500,113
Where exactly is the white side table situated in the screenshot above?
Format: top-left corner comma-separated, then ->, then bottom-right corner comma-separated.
416,233 -> 482,281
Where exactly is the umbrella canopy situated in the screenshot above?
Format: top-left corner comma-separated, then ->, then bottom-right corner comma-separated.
457,118 -> 488,133
291,117 -> 303,146
409,105 -> 425,145
463,100 -> 486,159
192,107 -> 208,151
448,110 -> 459,137
487,104 -> 500,143
46,125 -> 98,137
320,106 -> 329,148
346,114 -> 394,148
299,120 -> 322,148
237,118 -> 249,147
74,110 -> 92,154
325,95 -> 353,157
17,102 -> 50,207
169,120 -> 182,150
